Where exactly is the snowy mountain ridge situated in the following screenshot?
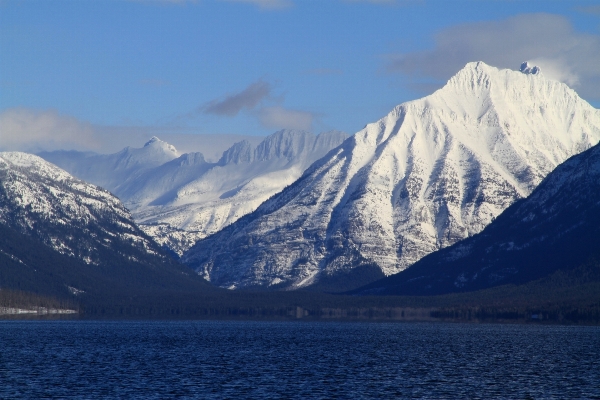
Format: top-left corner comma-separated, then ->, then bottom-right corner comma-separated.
0,152 -> 163,265
39,136 -> 180,198
135,130 -> 347,255
182,61 -> 600,291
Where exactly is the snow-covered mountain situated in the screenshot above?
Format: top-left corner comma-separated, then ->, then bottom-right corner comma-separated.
182,61 -> 600,291
0,152 -> 164,265
40,130 -> 347,255
353,141 -> 600,296
135,130 -> 347,255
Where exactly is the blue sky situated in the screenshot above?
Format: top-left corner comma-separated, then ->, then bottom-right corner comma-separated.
1,0 -> 600,153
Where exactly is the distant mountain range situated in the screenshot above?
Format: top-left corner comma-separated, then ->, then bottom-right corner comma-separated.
40,130 -> 347,255
182,62 -> 600,291
0,152 -> 213,300
352,140 -> 600,296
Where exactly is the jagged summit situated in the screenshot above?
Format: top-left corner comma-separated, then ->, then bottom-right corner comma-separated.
520,61 -> 541,75
183,61 -> 600,291
254,129 -> 314,162
175,152 -> 206,166
217,130 -> 346,166
218,140 -> 254,165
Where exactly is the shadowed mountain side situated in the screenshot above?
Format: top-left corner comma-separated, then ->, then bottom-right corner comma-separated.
3,218 -> 598,323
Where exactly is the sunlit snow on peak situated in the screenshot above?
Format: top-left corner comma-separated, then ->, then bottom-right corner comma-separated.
144,136 -> 178,154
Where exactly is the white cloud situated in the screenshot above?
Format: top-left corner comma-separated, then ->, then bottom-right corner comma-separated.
0,108 -> 99,153
388,13 -> 600,101
258,106 -> 314,131
222,0 -> 293,10
528,58 -> 580,87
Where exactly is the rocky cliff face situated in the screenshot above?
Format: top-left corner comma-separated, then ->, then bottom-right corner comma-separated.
182,62 -> 600,291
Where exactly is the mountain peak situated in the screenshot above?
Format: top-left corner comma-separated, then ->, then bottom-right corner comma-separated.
442,61 -> 498,93
144,136 -> 178,154
447,61 -> 544,91
144,136 -> 161,146
458,61 -> 495,74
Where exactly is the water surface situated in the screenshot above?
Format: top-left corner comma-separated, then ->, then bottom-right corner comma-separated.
1,321 -> 598,399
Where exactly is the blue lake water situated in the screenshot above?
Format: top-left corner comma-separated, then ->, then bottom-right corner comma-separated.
1,320 -> 599,399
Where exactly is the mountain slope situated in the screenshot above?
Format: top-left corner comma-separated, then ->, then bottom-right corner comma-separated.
0,152 -> 165,265
40,130 -> 347,256
352,141 -> 600,296
182,61 -> 600,291
0,152 -> 215,299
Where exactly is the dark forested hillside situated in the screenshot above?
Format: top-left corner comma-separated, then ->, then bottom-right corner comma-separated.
0,223 -> 218,302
